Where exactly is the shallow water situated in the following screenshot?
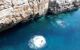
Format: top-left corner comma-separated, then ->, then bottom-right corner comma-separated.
0,9 -> 80,50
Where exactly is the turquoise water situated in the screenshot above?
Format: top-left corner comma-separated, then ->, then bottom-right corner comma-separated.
0,9 -> 80,50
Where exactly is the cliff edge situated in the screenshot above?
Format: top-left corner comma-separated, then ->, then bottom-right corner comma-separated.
0,0 -> 49,32
0,0 -> 80,32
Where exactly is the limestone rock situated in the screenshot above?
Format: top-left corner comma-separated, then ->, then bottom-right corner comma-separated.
0,0 -> 49,32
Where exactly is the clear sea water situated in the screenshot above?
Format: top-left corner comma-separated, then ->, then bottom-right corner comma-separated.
0,9 -> 80,50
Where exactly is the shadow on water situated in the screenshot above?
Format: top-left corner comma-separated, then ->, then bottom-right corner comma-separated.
0,20 -> 37,48
0,15 -> 46,48
0,20 -> 32,36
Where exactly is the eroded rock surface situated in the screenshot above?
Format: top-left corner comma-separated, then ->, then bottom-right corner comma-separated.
0,0 -> 49,31
48,0 -> 80,14
0,0 -> 80,32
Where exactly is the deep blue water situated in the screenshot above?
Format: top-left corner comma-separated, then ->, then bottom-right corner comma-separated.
0,9 -> 80,50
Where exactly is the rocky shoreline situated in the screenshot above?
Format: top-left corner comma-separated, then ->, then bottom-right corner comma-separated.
0,0 -> 49,32
0,0 -> 80,32
47,0 -> 80,15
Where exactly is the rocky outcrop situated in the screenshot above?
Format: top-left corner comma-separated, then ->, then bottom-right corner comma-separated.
0,0 -> 80,32
48,0 -> 80,14
0,0 -> 49,32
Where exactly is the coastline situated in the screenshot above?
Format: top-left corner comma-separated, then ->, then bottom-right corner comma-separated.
0,0 -> 80,32
47,0 -> 80,15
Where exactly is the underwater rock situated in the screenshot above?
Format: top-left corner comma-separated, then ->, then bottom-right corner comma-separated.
28,35 -> 46,49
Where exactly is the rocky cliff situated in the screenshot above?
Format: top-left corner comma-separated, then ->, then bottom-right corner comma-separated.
0,0 -> 49,32
48,0 -> 80,14
0,0 -> 80,32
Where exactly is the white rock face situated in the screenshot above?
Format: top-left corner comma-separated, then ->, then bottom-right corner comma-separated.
28,35 -> 46,49
0,0 -> 49,31
56,0 -> 74,4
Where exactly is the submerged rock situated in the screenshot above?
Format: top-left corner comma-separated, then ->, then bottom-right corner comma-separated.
28,35 -> 46,49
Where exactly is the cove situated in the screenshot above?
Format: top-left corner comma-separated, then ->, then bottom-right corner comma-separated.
0,9 -> 80,50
